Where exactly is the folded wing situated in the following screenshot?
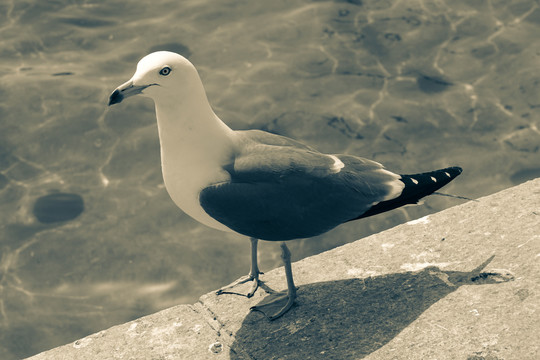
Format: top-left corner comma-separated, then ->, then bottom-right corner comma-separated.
199,131 -> 404,240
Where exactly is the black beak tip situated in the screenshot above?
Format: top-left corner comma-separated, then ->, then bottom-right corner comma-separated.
108,89 -> 123,106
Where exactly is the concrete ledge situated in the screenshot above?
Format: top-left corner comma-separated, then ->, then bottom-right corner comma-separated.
28,178 -> 540,359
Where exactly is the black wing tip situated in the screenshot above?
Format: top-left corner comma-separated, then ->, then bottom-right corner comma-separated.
444,166 -> 463,178
350,166 -> 463,221
401,166 -> 463,189
405,166 -> 463,181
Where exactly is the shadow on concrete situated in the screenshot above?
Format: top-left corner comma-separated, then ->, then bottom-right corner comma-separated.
230,256 -> 513,359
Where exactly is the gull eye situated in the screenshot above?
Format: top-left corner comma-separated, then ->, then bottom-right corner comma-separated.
159,66 -> 171,76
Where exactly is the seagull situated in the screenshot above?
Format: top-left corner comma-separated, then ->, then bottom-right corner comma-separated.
108,51 -> 462,320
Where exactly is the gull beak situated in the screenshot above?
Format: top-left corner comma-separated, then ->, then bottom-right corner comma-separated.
108,80 -> 151,106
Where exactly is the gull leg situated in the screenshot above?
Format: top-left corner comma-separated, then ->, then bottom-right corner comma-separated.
251,242 -> 297,320
216,237 -> 263,298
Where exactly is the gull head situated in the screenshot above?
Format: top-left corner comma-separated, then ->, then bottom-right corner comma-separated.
108,51 -> 198,106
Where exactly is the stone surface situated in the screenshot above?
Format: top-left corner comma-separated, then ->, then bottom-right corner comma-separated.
27,178 -> 540,359
29,305 -> 228,360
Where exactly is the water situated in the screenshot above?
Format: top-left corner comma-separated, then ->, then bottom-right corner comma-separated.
0,0 -> 539,358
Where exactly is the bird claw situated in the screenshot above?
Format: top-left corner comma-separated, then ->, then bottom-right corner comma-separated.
216,272 -> 262,298
250,290 -> 296,320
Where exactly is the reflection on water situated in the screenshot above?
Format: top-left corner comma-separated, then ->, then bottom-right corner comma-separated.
0,0 -> 539,358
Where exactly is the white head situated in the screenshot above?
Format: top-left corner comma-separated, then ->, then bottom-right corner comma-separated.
108,51 -> 205,106
108,51 -> 234,233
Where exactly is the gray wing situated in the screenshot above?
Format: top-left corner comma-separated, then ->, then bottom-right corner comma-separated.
199,137 -> 402,241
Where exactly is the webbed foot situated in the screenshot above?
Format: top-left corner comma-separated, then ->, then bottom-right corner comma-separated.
250,288 -> 297,320
216,271 -> 263,298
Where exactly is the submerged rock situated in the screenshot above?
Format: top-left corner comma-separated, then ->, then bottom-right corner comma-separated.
33,193 -> 84,223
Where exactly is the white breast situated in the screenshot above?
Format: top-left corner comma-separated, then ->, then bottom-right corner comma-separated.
151,81 -> 239,233
161,158 -> 233,232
